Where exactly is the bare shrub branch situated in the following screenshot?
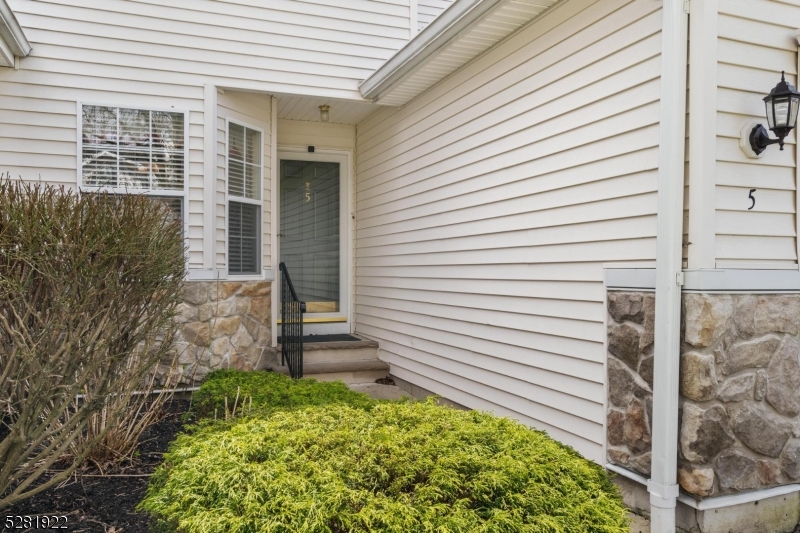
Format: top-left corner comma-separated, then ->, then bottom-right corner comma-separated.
0,177 -> 186,509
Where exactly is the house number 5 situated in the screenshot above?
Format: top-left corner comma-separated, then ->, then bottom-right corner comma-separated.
305,182 -> 312,203
748,189 -> 756,210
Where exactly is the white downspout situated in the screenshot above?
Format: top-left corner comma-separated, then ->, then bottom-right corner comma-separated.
649,0 -> 689,531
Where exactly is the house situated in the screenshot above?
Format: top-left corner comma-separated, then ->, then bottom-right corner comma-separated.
2,0 -> 800,531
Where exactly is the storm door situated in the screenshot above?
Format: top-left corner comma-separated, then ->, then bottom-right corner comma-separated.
279,159 -> 341,318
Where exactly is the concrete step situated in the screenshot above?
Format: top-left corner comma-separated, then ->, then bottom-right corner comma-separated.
272,359 -> 389,384
302,339 -> 378,365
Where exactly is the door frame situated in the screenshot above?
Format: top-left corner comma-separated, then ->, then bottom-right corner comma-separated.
275,147 -> 354,336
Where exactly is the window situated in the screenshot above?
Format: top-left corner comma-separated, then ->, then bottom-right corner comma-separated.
80,104 -> 186,228
227,121 -> 262,275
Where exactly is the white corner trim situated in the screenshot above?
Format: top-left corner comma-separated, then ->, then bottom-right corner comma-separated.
202,84 -> 218,271
605,268 -> 657,290
0,0 -> 31,58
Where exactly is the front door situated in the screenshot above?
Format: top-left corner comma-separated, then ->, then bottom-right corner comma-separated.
279,154 -> 349,334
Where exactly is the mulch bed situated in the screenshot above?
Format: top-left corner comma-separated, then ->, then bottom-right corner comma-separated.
3,400 -> 190,533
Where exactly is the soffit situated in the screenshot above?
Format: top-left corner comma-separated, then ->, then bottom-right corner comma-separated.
361,0 -> 558,107
275,94 -> 378,125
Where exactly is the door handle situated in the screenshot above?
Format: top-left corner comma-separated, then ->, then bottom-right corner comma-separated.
278,233 -> 285,237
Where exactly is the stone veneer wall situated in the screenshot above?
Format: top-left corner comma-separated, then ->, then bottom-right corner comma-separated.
170,281 -> 275,383
606,292 -> 656,477
607,291 -> 800,499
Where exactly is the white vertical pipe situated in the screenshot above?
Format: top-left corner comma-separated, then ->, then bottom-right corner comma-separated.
650,0 -> 689,531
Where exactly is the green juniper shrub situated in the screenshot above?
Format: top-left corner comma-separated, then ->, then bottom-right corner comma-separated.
191,369 -> 379,419
140,399 -> 629,533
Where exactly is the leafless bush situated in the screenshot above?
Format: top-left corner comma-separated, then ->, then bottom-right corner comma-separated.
0,178 -> 186,509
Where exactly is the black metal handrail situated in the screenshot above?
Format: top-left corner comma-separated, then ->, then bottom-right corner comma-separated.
279,262 -> 305,379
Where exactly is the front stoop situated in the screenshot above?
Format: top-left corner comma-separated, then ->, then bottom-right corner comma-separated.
271,338 -> 389,384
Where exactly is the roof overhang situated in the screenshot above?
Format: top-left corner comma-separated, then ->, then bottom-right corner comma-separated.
360,0 -> 558,106
0,0 -> 31,67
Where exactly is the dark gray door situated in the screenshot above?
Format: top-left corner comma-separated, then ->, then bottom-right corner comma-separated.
280,160 -> 340,313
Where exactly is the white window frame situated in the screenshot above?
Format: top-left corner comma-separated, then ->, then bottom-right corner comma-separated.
76,102 -> 189,240
225,117 -> 265,280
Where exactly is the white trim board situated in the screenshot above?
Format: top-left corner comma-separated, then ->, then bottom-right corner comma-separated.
276,147 -> 354,335
607,463 -> 800,512
606,268 -> 800,292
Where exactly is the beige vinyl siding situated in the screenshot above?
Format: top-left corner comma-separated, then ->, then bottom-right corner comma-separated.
715,0 -> 799,268
354,0 -> 662,462
1,0 -> 410,268
216,91 -> 273,271
417,0 -> 454,31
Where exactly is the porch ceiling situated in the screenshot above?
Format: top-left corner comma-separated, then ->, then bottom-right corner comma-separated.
360,0 -> 559,107
275,94 -> 378,126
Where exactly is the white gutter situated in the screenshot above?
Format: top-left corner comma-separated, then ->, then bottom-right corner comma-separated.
0,0 -> 31,57
359,0 -> 506,101
649,0 -> 689,531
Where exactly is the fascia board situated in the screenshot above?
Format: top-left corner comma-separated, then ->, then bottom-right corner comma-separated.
0,0 -> 31,58
359,0 -> 506,101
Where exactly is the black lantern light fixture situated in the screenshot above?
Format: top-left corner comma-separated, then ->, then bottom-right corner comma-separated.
743,71 -> 799,157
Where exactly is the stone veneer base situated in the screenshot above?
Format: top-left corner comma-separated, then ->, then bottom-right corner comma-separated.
607,291 -> 800,499
168,280 -> 276,384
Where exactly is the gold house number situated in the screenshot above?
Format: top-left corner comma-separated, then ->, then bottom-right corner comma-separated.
304,182 -> 311,203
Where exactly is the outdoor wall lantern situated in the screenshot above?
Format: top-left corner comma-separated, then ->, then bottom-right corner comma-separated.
740,71 -> 799,158
319,104 -> 330,123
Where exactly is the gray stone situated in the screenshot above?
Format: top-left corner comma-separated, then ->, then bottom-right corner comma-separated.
608,322 -> 641,370
608,292 -> 644,324
782,440 -> 800,479
766,336 -> 800,417
680,352 -> 717,402
731,404 -> 793,458
624,397 -> 651,453
678,466 -> 715,497
608,409 -> 625,447
755,295 -> 800,336
734,294 -> 757,337
607,357 -> 650,408
607,448 -> 630,466
717,450 -> 758,491
756,369 -> 768,401
629,452 -> 652,477
640,294 -> 655,353
231,325 -> 254,351
684,293 -> 733,348
639,355 -> 654,390
182,322 -> 210,347
211,336 -> 231,357
680,403 -> 735,464
175,303 -> 198,324
717,374 -> 755,402
723,336 -> 780,375
183,283 -> 208,305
